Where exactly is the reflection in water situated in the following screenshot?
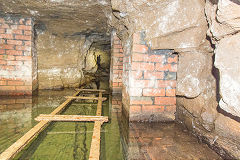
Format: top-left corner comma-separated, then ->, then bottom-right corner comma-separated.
0,79 -> 123,160
0,79 -> 221,160
0,96 -> 33,154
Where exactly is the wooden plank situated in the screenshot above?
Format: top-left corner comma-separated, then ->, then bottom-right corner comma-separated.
35,114 -> 108,122
47,130 -> 107,135
0,90 -> 81,160
75,88 -> 106,92
65,96 -> 107,101
89,92 -> 103,160
89,121 -> 102,160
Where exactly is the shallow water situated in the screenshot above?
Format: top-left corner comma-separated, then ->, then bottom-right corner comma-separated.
0,88 -> 221,160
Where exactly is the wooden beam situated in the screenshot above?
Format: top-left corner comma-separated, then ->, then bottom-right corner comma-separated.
75,88 -> 106,92
35,114 -> 108,122
65,96 -> 107,101
47,130 -> 107,135
89,92 -> 103,160
0,90 -> 81,160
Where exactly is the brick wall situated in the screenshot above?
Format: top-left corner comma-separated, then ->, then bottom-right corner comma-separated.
110,32 -> 123,93
0,15 -> 37,95
123,32 -> 178,122
111,93 -> 122,112
0,96 -> 32,111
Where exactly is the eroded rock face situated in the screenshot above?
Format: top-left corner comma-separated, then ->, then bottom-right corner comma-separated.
215,114 -> 240,143
215,33 -> 240,117
217,0 -> 240,31
84,45 -> 111,73
37,30 -> 110,89
205,0 -> 240,117
37,31 -> 84,89
205,0 -> 240,40
110,0 -> 207,50
0,0 -> 112,35
177,52 -> 215,98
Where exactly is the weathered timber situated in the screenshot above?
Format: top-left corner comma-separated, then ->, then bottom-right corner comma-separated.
35,114 -> 108,122
64,96 -> 107,101
89,92 -> 103,160
47,130 -> 107,135
0,90 -> 81,160
75,88 -> 106,92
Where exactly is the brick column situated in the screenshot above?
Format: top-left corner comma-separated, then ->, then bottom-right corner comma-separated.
110,32 -> 123,93
0,15 -> 37,95
123,32 -> 178,122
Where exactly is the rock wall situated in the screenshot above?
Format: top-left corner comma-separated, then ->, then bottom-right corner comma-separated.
36,26 -> 110,89
36,28 -> 111,89
109,0 -> 240,158
206,0 -> 240,117
37,31 -> 84,89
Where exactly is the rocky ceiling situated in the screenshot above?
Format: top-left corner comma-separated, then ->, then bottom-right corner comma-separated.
0,0 -> 112,36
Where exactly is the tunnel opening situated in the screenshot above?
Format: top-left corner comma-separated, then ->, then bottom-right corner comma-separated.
0,0 -> 240,159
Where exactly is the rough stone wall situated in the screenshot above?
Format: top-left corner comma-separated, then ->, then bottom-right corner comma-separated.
0,15 -> 36,95
109,0 -> 240,158
206,0 -> 240,118
177,1 -> 240,158
110,32 -> 123,93
110,0 -> 208,51
36,31 -> 85,89
36,29 -> 110,90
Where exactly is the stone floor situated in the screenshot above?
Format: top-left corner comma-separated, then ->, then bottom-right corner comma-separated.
125,122 -> 222,160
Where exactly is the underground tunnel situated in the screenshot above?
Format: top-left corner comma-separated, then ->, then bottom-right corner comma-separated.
0,0 -> 240,159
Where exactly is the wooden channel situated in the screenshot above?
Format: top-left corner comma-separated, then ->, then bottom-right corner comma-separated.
35,114 -> 108,122
0,90 -> 81,160
89,92 -> 104,160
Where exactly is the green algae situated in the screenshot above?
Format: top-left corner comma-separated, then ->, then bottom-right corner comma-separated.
6,92 -> 123,160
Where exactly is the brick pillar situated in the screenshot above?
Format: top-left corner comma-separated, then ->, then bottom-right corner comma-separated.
110,32 -> 123,93
0,15 -> 37,95
123,32 -> 178,122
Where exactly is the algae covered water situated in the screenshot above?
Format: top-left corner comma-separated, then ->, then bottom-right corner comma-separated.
0,89 -> 123,160
0,85 -> 222,160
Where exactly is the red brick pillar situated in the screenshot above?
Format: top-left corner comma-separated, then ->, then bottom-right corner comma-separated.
110,32 -> 123,93
125,32 -> 178,122
0,15 -> 37,95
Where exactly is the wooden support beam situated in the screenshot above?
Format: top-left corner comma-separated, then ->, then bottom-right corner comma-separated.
0,90 -> 81,160
75,88 -> 106,92
35,114 -> 108,122
89,92 -> 103,160
65,96 -> 107,101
